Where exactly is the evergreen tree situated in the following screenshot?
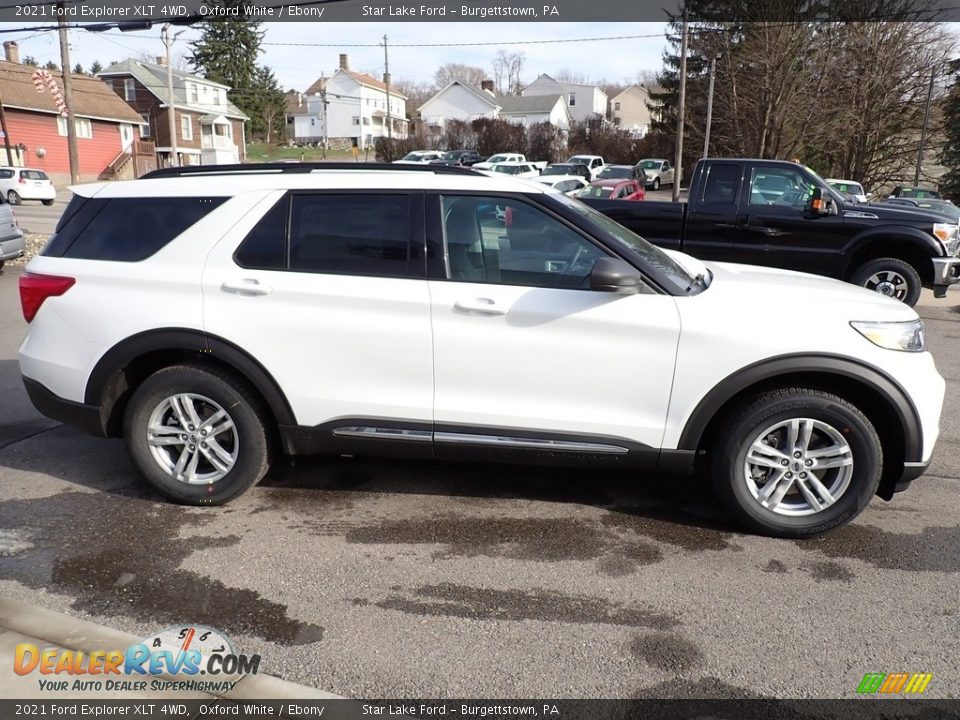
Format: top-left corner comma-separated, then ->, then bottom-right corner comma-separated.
43,61 -> 58,71
72,63 -> 84,76
188,0 -> 265,125
90,60 -> 103,75
938,60 -> 960,203
22,56 -> 37,67
251,66 -> 287,143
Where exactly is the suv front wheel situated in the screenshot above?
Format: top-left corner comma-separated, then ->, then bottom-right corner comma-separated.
711,388 -> 882,537
123,364 -> 271,505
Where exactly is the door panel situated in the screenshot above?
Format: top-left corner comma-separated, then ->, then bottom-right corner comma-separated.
203,191 -> 434,427
428,194 -> 681,449
684,161 -> 743,261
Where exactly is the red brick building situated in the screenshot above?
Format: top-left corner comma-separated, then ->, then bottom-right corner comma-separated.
0,42 -> 146,185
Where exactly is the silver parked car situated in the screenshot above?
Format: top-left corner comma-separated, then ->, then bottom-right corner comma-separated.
0,195 -> 24,271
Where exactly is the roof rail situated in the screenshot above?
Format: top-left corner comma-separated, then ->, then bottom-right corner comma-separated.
141,162 -> 484,179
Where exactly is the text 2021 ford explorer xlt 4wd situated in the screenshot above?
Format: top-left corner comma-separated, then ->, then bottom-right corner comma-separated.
18,163 -> 945,537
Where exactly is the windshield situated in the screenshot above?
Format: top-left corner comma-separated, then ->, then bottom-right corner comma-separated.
550,193 -> 696,295
401,153 -> 424,161
640,160 -> 662,170
494,165 -> 523,174
828,181 -> 864,196
598,166 -> 632,179
900,188 -> 941,199
567,156 -> 591,164
576,186 -> 614,199
542,165 -> 569,175
487,154 -> 509,163
441,152 -> 461,160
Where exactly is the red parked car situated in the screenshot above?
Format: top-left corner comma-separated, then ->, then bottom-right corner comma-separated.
575,178 -> 646,201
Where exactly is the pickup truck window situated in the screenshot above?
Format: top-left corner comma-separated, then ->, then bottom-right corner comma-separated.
701,164 -> 742,205
441,195 -> 606,289
749,167 -> 814,209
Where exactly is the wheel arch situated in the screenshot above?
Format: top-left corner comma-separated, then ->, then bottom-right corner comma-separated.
85,328 -> 296,438
844,228 -> 940,284
678,354 -> 922,500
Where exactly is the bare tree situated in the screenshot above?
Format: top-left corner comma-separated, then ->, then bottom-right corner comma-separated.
434,63 -> 487,90
492,51 -> 525,95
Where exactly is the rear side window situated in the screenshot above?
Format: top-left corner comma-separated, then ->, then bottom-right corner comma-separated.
22,170 -> 49,180
701,164 -> 743,205
234,197 -> 287,270
43,196 -> 226,261
288,194 -> 411,277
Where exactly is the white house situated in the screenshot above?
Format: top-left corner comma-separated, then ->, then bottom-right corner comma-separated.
497,94 -> 570,130
521,74 -> 607,123
610,84 -> 653,137
417,80 -> 500,136
294,54 -> 407,148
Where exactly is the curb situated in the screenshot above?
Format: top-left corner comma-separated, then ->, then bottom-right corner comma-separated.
0,598 -> 343,701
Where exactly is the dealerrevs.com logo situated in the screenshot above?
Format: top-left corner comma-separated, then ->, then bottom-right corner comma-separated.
14,625 -> 260,694
856,672 -> 933,695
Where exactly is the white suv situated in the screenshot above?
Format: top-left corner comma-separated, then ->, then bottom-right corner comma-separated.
18,163 -> 945,537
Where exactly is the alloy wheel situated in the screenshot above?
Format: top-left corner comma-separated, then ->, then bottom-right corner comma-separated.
145,393 -> 238,484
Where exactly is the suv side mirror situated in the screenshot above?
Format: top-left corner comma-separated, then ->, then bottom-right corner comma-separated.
590,257 -> 644,294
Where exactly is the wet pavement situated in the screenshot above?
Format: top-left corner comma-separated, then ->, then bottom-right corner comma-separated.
1,269 -> 958,699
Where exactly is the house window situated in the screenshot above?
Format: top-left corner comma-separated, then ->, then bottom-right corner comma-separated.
139,112 -> 151,137
614,101 -> 620,111
57,116 -> 93,139
124,78 -> 135,101
189,84 -> 198,103
181,114 -> 193,141
569,92 -> 576,107
352,116 -> 360,125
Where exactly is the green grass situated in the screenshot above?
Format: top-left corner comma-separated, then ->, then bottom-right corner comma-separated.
245,143 -> 372,163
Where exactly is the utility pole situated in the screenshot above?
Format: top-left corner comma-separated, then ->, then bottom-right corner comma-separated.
673,8 -> 689,203
0,100 -> 13,165
162,24 -> 184,168
321,84 -> 329,160
56,1 -> 79,184
703,54 -> 717,159
915,67 -> 936,186
383,34 -> 392,140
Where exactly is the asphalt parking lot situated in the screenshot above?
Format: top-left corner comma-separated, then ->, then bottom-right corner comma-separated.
1,269 -> 958,700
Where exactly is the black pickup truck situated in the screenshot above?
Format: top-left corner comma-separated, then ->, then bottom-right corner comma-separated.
582,158 -> 960,306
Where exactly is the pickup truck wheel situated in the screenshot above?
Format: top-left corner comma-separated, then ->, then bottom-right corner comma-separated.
850,258 -> 922,306
652,178 -> 660,191
711,388 -> 882,538
123,364 -> 272,505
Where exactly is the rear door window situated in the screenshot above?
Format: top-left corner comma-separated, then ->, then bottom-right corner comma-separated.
700,164 -> 743,206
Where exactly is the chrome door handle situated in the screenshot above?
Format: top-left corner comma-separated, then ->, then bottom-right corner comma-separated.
454,298 -> 507,316
221,279 -> 272,296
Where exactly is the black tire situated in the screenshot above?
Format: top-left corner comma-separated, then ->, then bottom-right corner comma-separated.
42,199 -> 54,206
123,364 -> 272,505
711,388 -> 882,538
7,190 -> 21,206
652,177 -> 660,191
850,257 -> 922,307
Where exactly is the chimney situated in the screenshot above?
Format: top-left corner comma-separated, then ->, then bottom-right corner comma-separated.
339,54 -> 349,70
481,80 -> 495,95
156,56 -> 166,67
3,41 -> 19,64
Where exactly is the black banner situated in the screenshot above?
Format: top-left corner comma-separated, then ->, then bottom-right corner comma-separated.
3,700 -> 960,720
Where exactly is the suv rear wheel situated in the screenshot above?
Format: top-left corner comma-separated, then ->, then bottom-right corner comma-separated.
123,364 -> 271,505
711,388 -> 882,537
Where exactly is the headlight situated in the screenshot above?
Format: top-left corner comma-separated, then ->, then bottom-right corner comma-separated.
932,222 -> 960,255
850,319 -> 925,352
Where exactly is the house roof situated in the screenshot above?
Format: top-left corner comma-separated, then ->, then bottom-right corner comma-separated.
0,60 -> 142,124
285,90 -> 304,116
334,68 -> 408,98
97,59 -> 248,120
304,76 -> 327,96
417,80 -> 499,113
525,73 -> 606,94
496,94 -> 565,115
611,84 -> 651,102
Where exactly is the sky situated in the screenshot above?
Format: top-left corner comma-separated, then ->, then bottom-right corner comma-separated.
0,21 -> 671,92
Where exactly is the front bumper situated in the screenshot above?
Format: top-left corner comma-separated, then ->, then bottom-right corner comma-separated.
932,256 -> 960,297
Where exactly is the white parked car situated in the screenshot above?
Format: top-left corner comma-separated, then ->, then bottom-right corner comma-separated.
487,162 -> 541,180
566,155 -> 606,180
637,159 -> 675,191
393,151 -> 444,165
826,178 -> 869,204
473,153 -> 526,170
0,167 -> 56,205
18,162 -> 944,538
531,175 -> 590,196
0,193 -> 24,271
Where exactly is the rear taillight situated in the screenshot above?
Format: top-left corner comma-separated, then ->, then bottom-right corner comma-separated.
19,273 -> 75,323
